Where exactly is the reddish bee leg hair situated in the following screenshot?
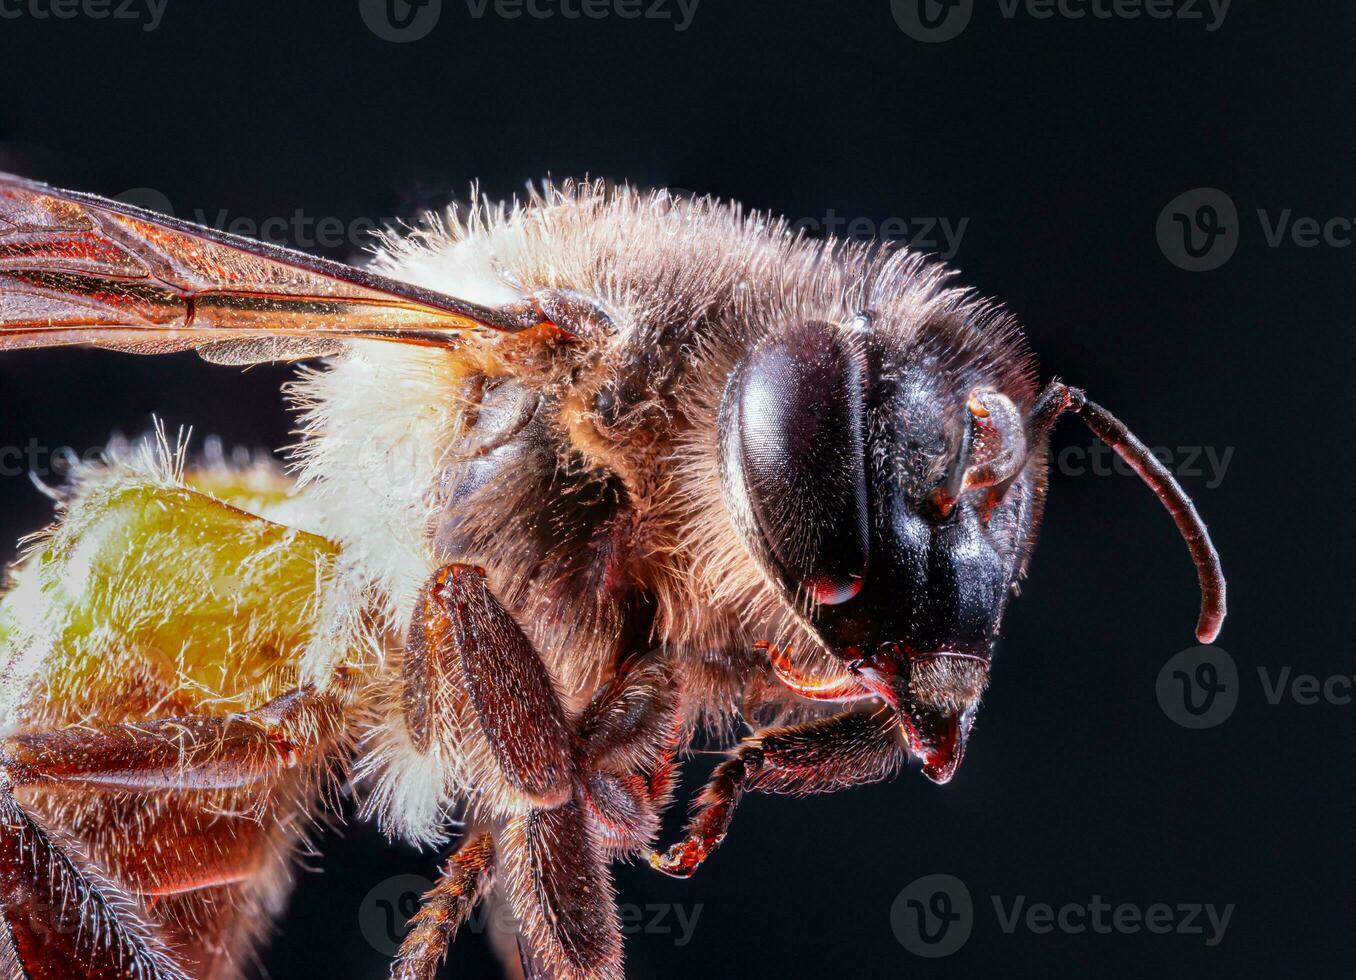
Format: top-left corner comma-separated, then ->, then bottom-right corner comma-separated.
578,658 -> 679,773
0,685 -> 347,979
404,564 -> 624,979
392,831 -> 496,980
650,710 -> 907,878
1,685 -> 345,794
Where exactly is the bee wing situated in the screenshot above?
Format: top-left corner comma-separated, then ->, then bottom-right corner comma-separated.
0,173 -> 533,364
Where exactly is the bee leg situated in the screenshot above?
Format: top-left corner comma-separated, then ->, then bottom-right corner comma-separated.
0,684 -> 346,794
498,798 -> 623,980
0,685 -> 345,979
577,657 -> 681,855
578,657 -> 678,772
392,831 -> 496,980
649,710 -> 906,878
405,563 -> 574,807
407,565 -> 622,978
0,778 -> 187,980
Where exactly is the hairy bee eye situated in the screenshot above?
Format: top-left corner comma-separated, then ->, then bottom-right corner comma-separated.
720,322 -> 869,605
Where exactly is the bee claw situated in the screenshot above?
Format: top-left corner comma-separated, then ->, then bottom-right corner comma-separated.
647,846 -> 697,879
648,834 -> 721,879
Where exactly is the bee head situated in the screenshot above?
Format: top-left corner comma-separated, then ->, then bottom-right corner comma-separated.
718,316 -> 1224,784
717,318 -> 1042,782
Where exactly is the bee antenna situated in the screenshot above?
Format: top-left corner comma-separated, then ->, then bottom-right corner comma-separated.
1030,380 -> 1226,644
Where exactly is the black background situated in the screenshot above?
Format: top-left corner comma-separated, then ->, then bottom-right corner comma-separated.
1,1 -> 1352,977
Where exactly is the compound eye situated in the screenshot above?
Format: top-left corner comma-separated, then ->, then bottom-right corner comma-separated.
720,322 -> 869,605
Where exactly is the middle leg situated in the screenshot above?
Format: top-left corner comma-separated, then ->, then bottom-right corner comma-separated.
402,563 -> 628,979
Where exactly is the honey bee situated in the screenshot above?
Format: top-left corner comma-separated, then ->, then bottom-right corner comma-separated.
0,174 -> 1225,980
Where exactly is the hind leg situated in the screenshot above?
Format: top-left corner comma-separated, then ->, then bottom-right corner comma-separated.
1,686 -> 347,979
1,782 -> 186,980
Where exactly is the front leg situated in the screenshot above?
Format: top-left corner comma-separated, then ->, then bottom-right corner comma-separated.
650,710 -> 907,878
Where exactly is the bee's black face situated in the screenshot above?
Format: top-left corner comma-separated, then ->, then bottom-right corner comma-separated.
720,319 -> 1044,782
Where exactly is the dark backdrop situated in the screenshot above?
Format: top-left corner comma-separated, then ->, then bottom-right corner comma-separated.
1,2 -> 1351,978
